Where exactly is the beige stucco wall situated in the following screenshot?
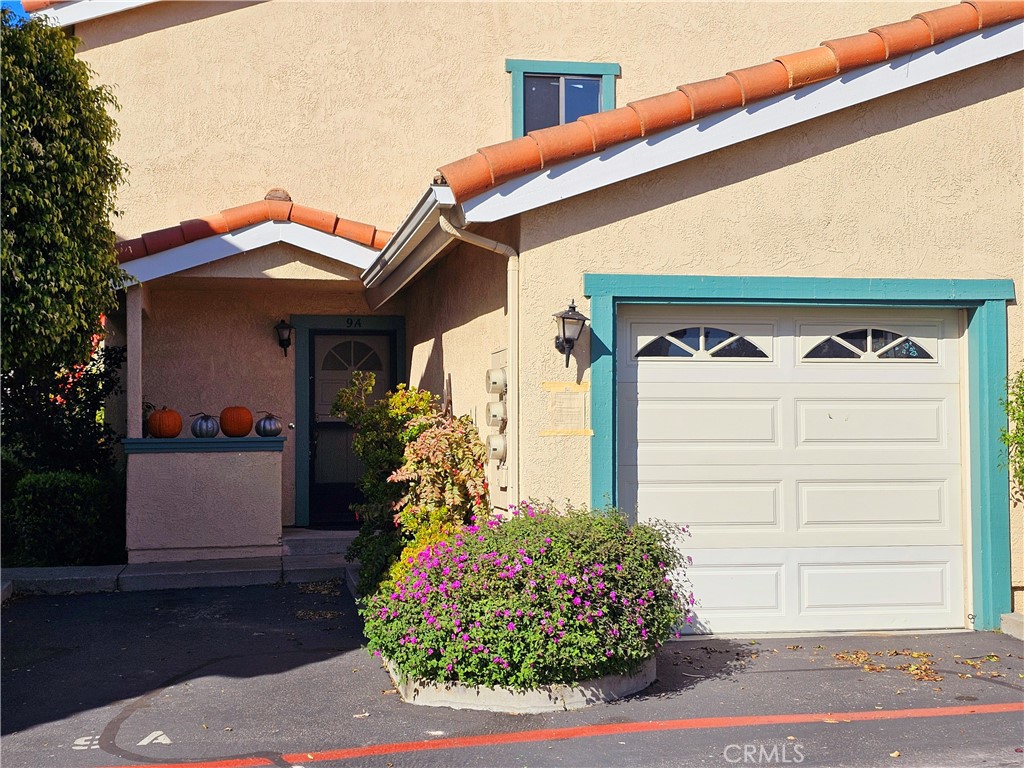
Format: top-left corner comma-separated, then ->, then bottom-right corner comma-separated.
404,221 -> 516,509
139,253 -> 404,526
126,448 -> 283,562
513,53 -> 1023,605
74,0 -> 950,238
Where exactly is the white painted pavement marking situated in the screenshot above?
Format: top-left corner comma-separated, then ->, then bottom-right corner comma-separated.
137,730 -> 172,746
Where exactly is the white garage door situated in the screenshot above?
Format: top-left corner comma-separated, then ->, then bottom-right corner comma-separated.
617,306 -> 966,633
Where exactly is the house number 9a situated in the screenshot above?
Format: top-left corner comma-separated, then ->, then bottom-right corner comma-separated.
345,318 -> 362,328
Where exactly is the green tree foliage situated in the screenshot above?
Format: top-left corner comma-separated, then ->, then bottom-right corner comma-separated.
1,9 -> 127,377
1002,369 -> 1024,501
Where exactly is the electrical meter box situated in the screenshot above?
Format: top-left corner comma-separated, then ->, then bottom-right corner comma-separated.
485,400 -> 507,427
485,367 -> 507,395
486,433 -> 507,462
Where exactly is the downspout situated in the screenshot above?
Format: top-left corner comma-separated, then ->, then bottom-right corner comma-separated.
437,211 -> 520,508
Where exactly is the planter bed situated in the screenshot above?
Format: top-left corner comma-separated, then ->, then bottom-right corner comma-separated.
385,656 -> 656,714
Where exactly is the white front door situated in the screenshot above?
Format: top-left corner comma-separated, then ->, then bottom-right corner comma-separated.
617,306 -> 966,633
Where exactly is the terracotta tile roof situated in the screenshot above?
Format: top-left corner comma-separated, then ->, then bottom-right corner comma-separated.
21,0 -> 61,11
115,189 -> 392,263
436,1 -> 1024,202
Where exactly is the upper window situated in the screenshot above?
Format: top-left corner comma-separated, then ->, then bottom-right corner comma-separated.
803,328 -> 933,361
636,326 -> 769,360
506,59 -> 620,138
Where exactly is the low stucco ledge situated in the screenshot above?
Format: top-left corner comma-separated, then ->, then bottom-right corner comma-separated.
385,656 -> 656,713
1001,612 -> 1024,641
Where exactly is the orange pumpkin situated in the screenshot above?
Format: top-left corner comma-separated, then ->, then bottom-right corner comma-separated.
220,406 -> 253,437
147,407 -> 182,438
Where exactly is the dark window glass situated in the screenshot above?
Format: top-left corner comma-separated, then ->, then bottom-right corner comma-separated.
523,75 -> 561,134
564,77 -> 601,122
838,329 -> 868,352
636,337 -> 693,358
711,337 -> 768,358
871,329 -> 905,352
703,327 -> 733,351
879,339 -> 932,359
323,341 -> 383,371
805,337 -> 860,359
668,327 -> 701,351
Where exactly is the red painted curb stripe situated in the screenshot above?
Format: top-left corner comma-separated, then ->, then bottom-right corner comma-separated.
97,701 -> 1024,768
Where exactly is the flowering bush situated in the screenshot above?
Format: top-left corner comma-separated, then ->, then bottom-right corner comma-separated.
388,413 -> 489,583
362,502 -> 693,690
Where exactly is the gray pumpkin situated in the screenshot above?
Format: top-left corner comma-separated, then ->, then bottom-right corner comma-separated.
255,412 -> 283,437
190,412 -> 220,438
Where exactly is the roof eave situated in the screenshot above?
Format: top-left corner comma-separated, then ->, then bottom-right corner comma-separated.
33,0 -> 162,27
458,19 -> 1023,225
361,185 -> 458,309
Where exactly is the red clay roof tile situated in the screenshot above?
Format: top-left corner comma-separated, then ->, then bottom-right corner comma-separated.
115,190 -> 389,264
289,204 -> 338,234
528,121 -> 596,168
915,4 -> 982,41
821,32 -> 889,72
436,1 -> 1022,204
180,214 -> 230,243
141,225 -> 186,254
869,18 -> 935,58
115,238 -> 148,264
678,76 -> 744,119
478,137 -> 545,184
21,0 -> 59,12
579,107 -> 644,151
966,0 -> 1024,26
774,47 -> 839,87
727,62 -> 791,105
627,90 -> 694,136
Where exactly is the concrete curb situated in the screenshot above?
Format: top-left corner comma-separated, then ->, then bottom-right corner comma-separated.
1000,612 -> 1024,641
1,581 -> 12,603
2,554 -> 359,596
386,656 -> 657,713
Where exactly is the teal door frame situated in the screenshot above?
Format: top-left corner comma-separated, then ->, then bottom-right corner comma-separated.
583,275 -> 1015,630
292,314 -> 406,527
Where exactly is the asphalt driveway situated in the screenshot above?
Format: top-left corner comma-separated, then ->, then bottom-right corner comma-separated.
2,583 -> 1022,768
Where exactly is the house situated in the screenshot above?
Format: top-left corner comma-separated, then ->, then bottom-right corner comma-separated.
27,0 -> 1022,634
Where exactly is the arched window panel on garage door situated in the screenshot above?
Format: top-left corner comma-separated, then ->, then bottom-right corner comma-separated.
804,328 -> 934,361
636,326 -> 769,360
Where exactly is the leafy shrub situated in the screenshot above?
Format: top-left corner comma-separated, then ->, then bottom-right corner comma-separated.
332,371 -> 435,594
7,470 -> 125,566
1002,368 -> 1024,501
362,501 -> 693,690
388,413 -> 489,583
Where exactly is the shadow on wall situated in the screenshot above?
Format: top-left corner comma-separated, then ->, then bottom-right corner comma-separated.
75,1 -> 268,50
524,54 -> 1023,253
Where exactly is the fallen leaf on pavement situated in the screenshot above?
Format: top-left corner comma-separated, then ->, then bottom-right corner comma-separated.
353,712 -> 370,718
890,751 -> 901,758
786,645 -> 803,650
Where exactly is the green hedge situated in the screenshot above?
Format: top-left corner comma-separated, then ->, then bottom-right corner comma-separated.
5,470 -> 125,566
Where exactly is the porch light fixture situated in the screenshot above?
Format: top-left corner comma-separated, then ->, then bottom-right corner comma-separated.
553,300 -> 589,368
275,319 -> 294,356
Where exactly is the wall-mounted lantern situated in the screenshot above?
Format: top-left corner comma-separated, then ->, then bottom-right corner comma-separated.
553,301 -> 589,368
275,319 -> 294,357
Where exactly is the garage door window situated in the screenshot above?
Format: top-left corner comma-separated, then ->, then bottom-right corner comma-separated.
804,328 -> 933,361
636,326 -> 768,360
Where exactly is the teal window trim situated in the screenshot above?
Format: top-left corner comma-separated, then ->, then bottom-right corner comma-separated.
292,315 -> 406,527
506,59 -> 620,138
123,437 -> 285,454
583,274 -> 1015,630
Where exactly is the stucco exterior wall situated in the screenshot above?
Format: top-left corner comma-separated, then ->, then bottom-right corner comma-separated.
126,447 -> 283,562
140,265 -> 404,526
74,1 -> 947,238
514,54 -> 1023,604
404,221 -> 515,509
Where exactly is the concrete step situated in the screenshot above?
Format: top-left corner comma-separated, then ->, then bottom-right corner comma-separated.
1001,612 -> 1024,641
282,554 -> 350,583
281,528 -> 358,557
119,557 -> 282,592
2,564 -> 124,595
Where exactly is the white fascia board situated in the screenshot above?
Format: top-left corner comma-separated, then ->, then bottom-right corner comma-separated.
361,187 -> 453,288
121,221 -> 379,284
35,0 -> 161,27
461,21 -> 1024,224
